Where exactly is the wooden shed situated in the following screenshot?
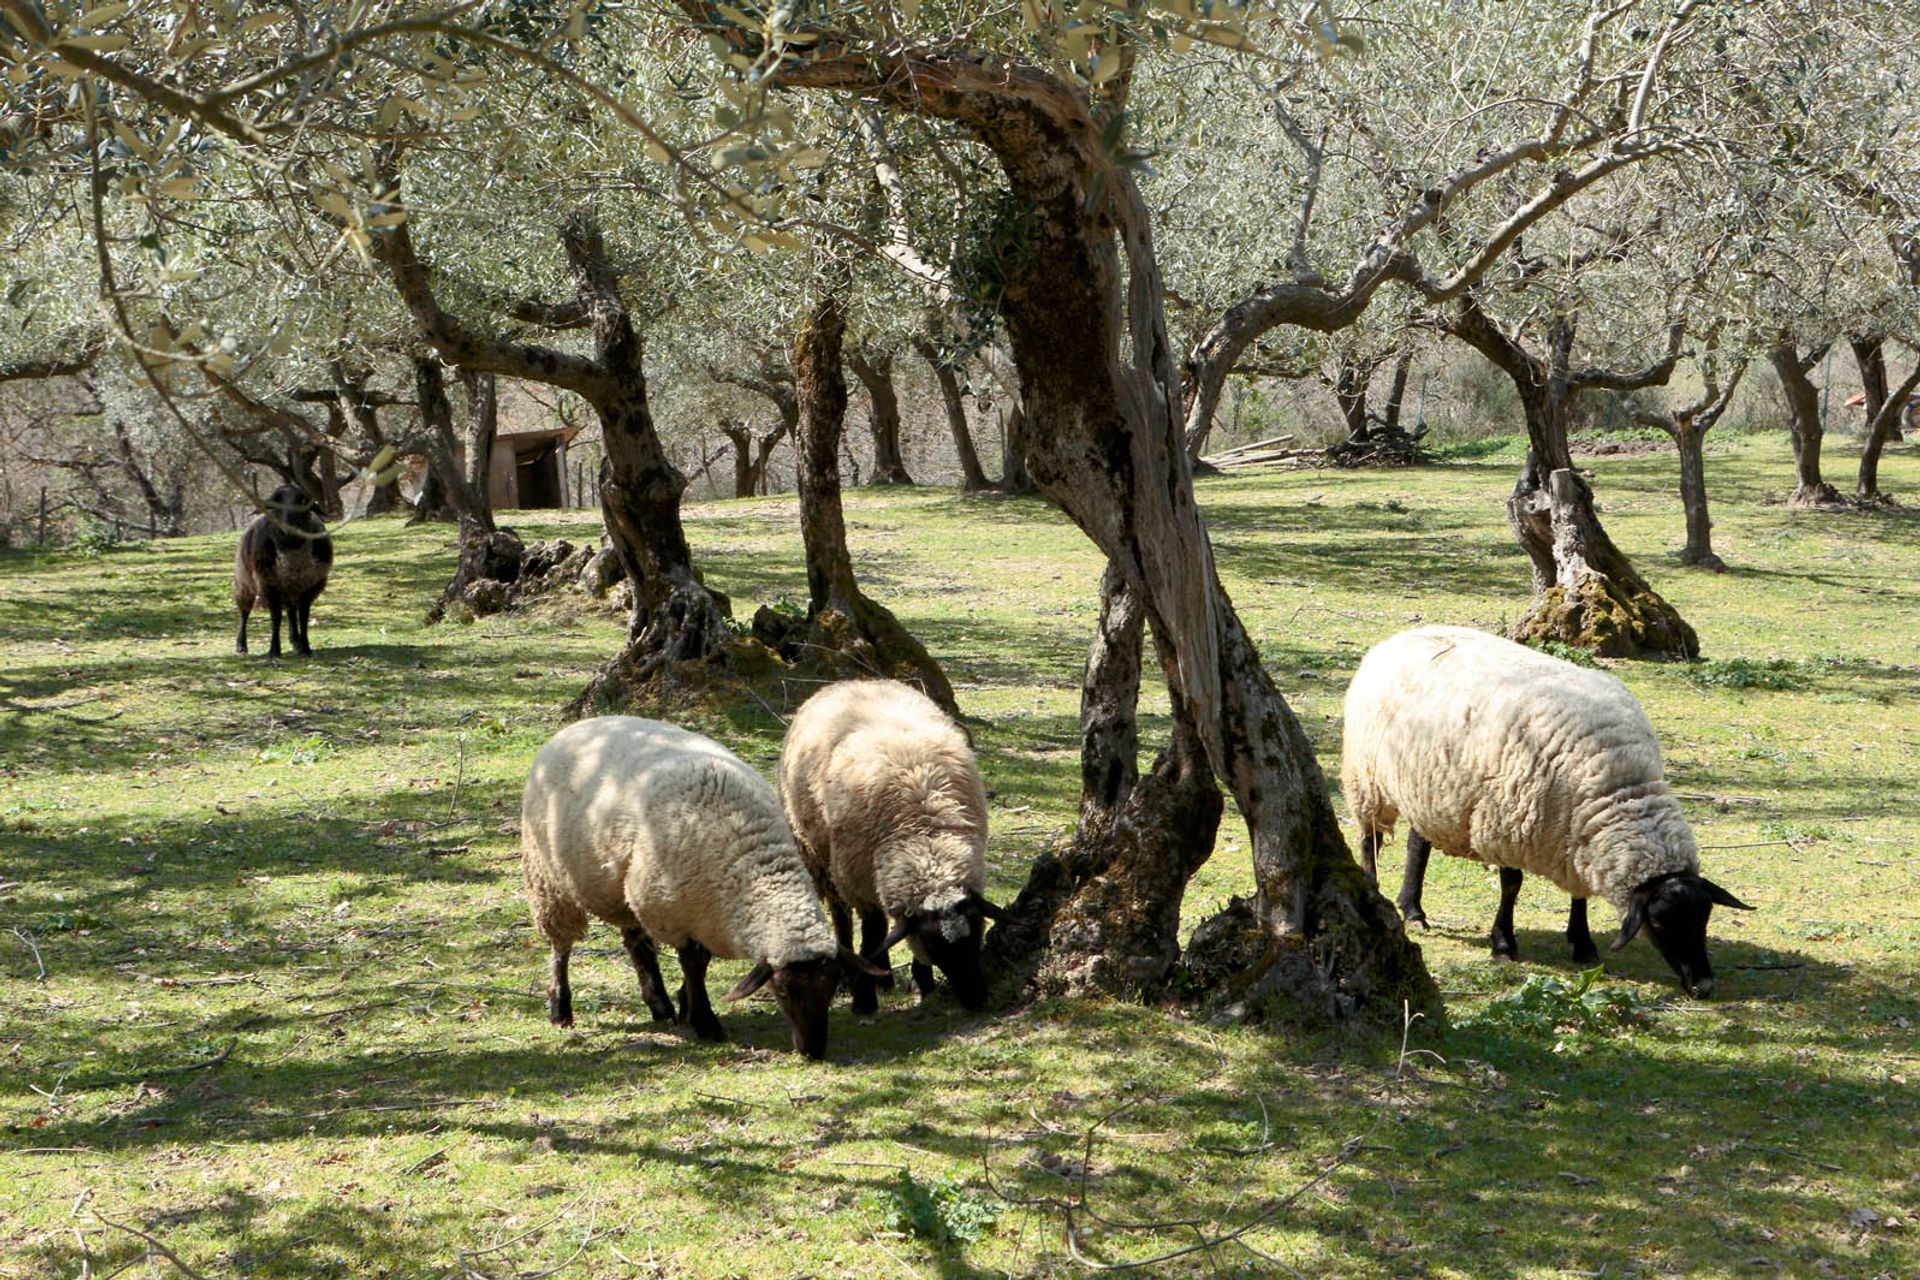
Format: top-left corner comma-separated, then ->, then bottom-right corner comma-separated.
489,425 -> 581,510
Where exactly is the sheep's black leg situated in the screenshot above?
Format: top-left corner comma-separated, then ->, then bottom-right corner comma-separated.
1397,829 -> 1432,930
294,590 -> 317,655
547,946 -> 574,1027
235,601 -> 251,654
1360,829 -> 1381,887
1566,898 -> 1598,964
675,941 -> 725,1042
621,927 -> 676,1022
265,591 -> 285,658
1490,867 -> 1523,960
910,961 -> 936,1001
859,908 -> 896,991
831,899 -> 879,1014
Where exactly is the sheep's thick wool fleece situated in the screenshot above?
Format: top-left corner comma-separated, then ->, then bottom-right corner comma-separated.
1342,626 -> 1698,909
522,717 -> 833,965
780,680 -> 987,918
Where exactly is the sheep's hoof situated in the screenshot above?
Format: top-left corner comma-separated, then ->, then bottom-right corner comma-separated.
1570,945 -> 1600,965
1400,909 -> 1428,932
691,1019 -> 726,1043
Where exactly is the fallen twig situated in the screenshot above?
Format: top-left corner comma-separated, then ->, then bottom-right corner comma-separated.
94,1212 -> 211,1280
77,1038 -> 236,1091
1751,1144 -> 1843,1173
392,980 -> 544,1003
11,928 -> 46,980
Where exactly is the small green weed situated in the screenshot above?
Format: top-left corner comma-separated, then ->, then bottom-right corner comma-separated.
1760,820 -> 1835,843
1526,639 -> 1599,667
1461,967 -> 1654,1046
256,733 -> 328,765
868,1171 -> 1000,1247
1685,657 -> 1808,691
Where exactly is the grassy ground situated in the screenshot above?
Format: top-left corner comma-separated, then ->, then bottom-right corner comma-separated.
3,431 -> 1917,1280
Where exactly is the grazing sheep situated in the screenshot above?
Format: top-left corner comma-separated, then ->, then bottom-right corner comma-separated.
520,716 -> 885,1059
234,485 -> 333,657
780,679 -> 1003,1013
1341,625 -> 1752,997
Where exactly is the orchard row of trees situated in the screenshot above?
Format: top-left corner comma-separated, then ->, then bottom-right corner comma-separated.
3,0 -> 1915,1024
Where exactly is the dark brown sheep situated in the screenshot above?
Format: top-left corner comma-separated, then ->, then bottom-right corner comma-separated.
234,485 -> 334,657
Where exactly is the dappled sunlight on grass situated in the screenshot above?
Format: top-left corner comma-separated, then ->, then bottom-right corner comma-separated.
4,436 -> 1919,1278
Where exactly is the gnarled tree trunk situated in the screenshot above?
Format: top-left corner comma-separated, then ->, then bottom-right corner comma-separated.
765,35 -> 1434,1027
847,346 -> 914,485
1771,339 -> 1840,506
999,400 -> 1036,495
419,361 -> 521,623
370,184 -> 727,699
983,563 -> 1224,1000
1451,304 -> 1697,659
718,418 -> 787,498
784,287 -> 956,714
913,338 -> 992,492
1851,336 -> 1920,501
1333,354 -> 1378,441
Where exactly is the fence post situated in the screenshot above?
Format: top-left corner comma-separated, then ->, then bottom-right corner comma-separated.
39,487 -> 47,546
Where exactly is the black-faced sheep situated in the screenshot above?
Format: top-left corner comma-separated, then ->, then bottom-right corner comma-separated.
520,716 -> 885,1060
1342,625 -> 1753,998
779,679 -> 1003,1013
234,485 -> 333,657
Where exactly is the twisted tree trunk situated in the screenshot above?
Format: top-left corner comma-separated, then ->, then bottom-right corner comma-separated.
847,346 -> 914,485
1771,339 -> 1840,506
370,181 -> 728,699
913,338 -> 992,492
786,287 -> 957,714
1450,303 -> 1697,658
1852,337 -> 1920,501
983,563 -> 1223,1000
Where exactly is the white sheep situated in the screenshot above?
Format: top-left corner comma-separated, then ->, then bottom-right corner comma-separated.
1341,625 -> 1752,997
779,680 -> 1004,1012
520,716 -> 884,1058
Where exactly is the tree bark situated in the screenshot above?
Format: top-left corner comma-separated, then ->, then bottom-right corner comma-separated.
786,286 -> 957,714
1851,337 -> 1920,501
999,400 -> 1036,495
1449,302 -> 1698,658
1333,355 -> 1377,441
418,360 -> 520,623
108,417 -> 185,536
767,43 -> 1434,1025
369,181 -> 728,695
1672,421 -> 1720,569
719,418 -> 788,498
1381,348 -> 1413,433
913,337 -> 992,492
982,563 -> 1224,999
410,358 -> 494,530
847,346 -> 914,485
1770,339 -> 1840,506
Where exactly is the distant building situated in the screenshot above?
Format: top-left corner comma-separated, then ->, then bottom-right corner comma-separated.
1844,391 -> 1920,436
488,425 -> 581,510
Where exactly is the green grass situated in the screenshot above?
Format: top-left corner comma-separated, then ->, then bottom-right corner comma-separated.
4,431 -> 1918,1278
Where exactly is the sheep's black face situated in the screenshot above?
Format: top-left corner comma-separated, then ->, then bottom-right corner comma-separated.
1613,873 -> 1754,998
910,903 -> 990,1011
770,957 -> 840,1060
265,485 -> 321,529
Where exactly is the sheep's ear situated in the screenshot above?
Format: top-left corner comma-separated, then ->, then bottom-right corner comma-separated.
1610,897 -> 1646,952
720,962 -> 773,1002
969,892 -> 1008,924
837,945 -> 891,979
1703,880 -> 1754,911
882,917 -> 914,951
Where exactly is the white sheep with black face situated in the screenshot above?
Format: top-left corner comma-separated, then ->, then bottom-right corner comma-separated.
520,716 -> 884,1059
779,680 -> 1004,1012
1341,625 -> 1753,997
